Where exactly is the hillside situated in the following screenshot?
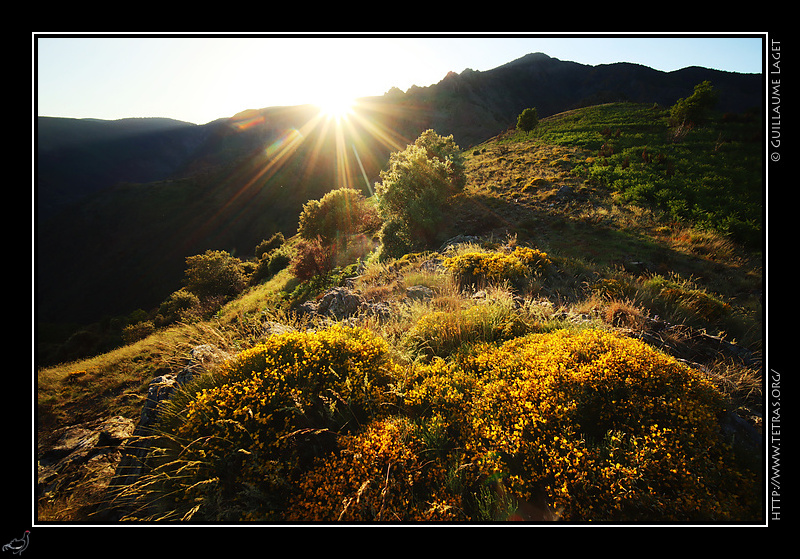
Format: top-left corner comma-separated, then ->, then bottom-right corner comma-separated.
36,116 -> 212,221
35,53 -> 761,339
36,102 -> 764,524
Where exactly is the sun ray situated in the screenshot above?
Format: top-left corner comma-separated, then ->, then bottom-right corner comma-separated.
185,94 -> 426,255
342,102 -> 408,155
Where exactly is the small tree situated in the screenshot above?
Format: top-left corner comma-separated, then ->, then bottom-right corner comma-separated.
516,107 -> 539,132
375,129 -> 466,256
669,80 -> 718,126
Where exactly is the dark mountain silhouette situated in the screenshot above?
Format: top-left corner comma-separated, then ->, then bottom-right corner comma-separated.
366,53 -> 761,147
35,52 -> 762,330
37,116 -> 216,222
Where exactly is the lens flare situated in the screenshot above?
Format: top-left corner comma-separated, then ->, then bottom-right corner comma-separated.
316,94 -> 355,120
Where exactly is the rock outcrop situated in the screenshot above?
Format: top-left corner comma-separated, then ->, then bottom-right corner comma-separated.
39,343 -> 232,521
104,344 -> 230,518
37,415 -> 136,518
296,286 -> 392,322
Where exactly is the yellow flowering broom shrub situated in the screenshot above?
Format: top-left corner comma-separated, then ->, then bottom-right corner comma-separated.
149,324 -> 401,521
444,246 -> 552,288
404,329 -> 758,522
141,324 -> 757,522
287,416 -> 466,521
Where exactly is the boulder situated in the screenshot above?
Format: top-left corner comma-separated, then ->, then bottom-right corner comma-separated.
136,344 -> 231,429
406,285 -> 434,302
264,320 -> 296,337
316,287 -> 364,319
295,287 -> 396,323
362,300 -> 393,321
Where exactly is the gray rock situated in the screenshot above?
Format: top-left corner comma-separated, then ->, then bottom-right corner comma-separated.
406,285 -> 434,302
420,257 -> 446,274
264,321 -> 296,337
317,287 -> 364,319
555,184 -> 572,199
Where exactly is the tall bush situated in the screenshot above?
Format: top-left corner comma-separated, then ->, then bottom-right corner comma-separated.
182,250 -> 246,300
516,107 -> 539,132
290,237 -> 337,281
375,130 -> 466,256
255,232 -> 285,259
297,187 -> 380,244
155,288 -> 201,326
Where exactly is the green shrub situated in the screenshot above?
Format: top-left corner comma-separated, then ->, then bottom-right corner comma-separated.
122,320 -> 155,343
251,248 -> 292,285
516,107 -> 539,132
297,187 -> 380,244
183,250 -> 247,300
378,218 -> 415,260
155,288 -> 201,326
375,130 -> 466,251
255,232 -> 285,259
266,250 -> 291,276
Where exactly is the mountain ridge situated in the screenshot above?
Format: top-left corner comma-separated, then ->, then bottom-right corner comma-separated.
35,52 -> 763,331
36,52 -> 761,219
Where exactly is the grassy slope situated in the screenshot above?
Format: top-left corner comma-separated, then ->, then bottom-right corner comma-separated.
456,103 -> 761,345
36,102 -> 764,521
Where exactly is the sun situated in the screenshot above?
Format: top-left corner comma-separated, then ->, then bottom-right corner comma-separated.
316,94 -> 355,120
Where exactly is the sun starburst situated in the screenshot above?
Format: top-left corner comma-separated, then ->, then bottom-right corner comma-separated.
316,94 -> 355,120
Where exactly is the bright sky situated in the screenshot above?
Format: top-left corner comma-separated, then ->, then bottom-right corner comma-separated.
34,33 -> 765,126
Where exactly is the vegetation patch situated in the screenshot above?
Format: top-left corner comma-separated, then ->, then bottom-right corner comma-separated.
526,102 -> 762,247
443,246 -> 552,289
403,296 -> 536,359
125,325 -> 399,521
406,329 -> 759,522
109,324 -> 761,522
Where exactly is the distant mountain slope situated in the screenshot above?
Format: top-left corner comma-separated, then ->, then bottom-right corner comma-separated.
366,53 -> 762,147
35,52 -> 763,328
36,116 -> 218,221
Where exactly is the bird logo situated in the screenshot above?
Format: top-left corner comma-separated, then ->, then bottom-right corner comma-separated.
2,531 -> 29,555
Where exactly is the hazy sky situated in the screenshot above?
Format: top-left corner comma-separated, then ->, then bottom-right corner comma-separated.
34,33 -> 765,126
